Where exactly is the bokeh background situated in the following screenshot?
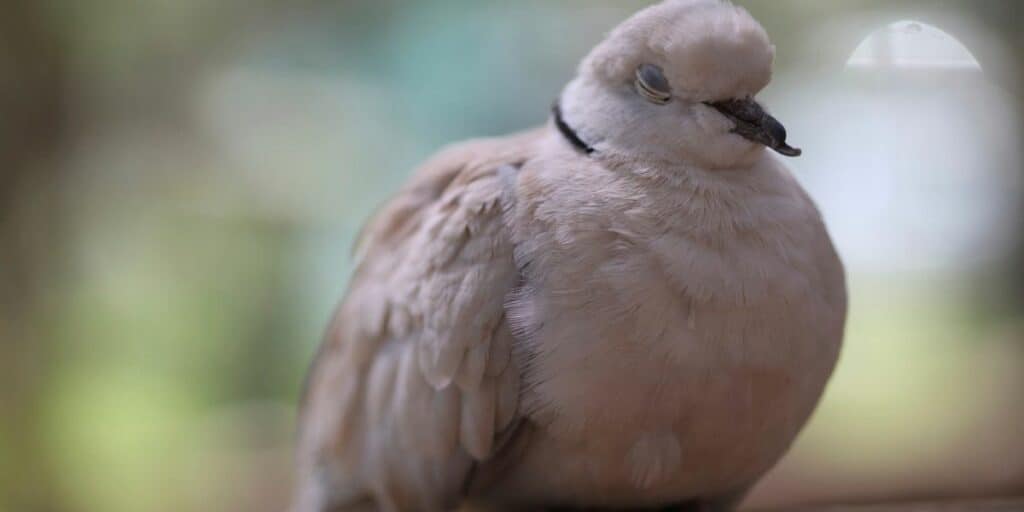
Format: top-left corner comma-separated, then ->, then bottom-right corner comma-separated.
2,1 -> 1022,511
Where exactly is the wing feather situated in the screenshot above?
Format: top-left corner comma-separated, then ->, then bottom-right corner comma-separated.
294,129 -> 541,511
459,376 -> 498,460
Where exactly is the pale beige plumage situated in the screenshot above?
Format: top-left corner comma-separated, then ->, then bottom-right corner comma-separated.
294,1 -> 846,511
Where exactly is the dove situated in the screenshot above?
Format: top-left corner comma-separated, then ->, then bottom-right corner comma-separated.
292,0 -> 847,510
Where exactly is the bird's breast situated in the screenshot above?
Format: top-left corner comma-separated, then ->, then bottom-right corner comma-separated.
502,207 -> 843,505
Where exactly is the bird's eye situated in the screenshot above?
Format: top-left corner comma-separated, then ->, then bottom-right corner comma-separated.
635,64 -> 672,105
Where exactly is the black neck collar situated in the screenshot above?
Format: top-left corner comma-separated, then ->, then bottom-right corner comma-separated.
552,102 -> 595,155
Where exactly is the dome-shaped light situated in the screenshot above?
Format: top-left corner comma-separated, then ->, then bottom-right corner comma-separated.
847,20 -> 981,71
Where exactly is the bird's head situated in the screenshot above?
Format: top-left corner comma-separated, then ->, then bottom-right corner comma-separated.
557,0 -> 800,169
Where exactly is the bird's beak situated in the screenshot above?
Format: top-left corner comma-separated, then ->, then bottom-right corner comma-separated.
704,98 -> 802,157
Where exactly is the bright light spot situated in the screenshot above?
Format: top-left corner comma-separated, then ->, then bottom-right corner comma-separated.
769,18 -> 1020,275
847,20 -> 982,70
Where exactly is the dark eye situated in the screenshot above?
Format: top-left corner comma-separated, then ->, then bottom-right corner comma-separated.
635,64 -> 672,105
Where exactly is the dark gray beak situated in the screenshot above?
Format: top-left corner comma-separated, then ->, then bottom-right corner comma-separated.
705,98 -> 802,157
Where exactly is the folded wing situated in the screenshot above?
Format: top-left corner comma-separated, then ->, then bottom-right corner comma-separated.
293,130 -> 540,512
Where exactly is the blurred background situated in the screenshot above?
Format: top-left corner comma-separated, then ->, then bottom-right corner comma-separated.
1,1 -> 1022,511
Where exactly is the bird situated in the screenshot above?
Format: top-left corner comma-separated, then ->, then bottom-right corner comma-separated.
292,1 -> 847,510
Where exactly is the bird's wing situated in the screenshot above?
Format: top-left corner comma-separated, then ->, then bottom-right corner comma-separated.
294,129 -> 541,512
